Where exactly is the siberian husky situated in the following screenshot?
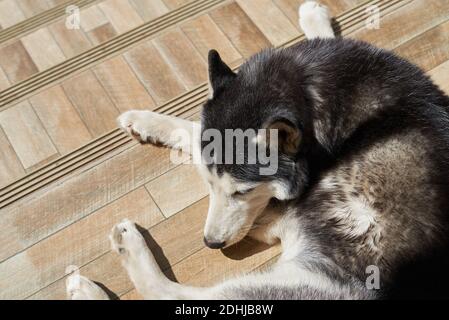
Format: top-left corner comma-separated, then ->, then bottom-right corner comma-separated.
66,1 -> 449,299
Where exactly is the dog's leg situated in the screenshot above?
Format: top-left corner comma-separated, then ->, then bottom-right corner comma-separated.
110,219 -> 217,299
109,219 -> 369,299
66,272 -> 110,300
108,219 -> 302,299
117,110 -> 200,156
299,1 -> 335,39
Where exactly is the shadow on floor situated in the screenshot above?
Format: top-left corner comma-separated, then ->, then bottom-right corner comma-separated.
221,238 -> 274,261
136,224 -> 179,283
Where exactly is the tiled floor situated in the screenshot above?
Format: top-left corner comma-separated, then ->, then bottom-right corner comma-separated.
0,0 -> 448,299
0,0 -> 196,80
0,0 -> 69,28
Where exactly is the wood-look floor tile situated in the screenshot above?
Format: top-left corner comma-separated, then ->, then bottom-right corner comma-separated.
0,127 -> 25,188
93,56 -> 156,112
170,240 -> 281,286
0,0 -> 26,28
395,20 -> 449,72
0,101 -> 58,169
273,0 -> 302,30
152,29 -> 207,89
181,14 -> 242,64
47,0 -> 69,6
25,153 -> 61,173
352,0 -> 449,50
80,5 -> 109,32
49,19 -> 92,58
62,71 -> 119,137
130,0 -> 169,21
323,0 -> 366,14
429,60 -> 449,94
0,187 -> 163,300
29,85 -> 93,154
210,2 -> 270,58
87,23 -> 117,45
125,41 -> 186,104
21,28 -> 66,71
146,164 -> 208,218
17,0 -> 51,18
236,0 -> 298,46
0,41 -> 39,84
99,0 -> 143,33
121,290 -> 143,300
163,0 -> 193,10
0,66 -> 10,91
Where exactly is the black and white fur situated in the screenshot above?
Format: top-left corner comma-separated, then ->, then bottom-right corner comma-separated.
66,1 -> 449,300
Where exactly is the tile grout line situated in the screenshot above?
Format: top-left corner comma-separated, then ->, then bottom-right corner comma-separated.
119,50 -> 159,108
0,125 -> 27,174
59,79 -> 97,139
143,184 -> 168,219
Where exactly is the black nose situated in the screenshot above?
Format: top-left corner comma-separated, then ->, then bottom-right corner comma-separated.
203,237 -> 226,249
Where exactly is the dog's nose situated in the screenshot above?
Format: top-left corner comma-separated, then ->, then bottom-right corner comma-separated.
203,237 -> 226,249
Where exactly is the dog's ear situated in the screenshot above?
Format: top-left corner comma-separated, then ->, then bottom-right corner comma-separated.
208,50 -> 236,98
260,117 -> 302,156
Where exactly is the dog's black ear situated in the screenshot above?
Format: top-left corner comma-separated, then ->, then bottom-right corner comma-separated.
208,50 -> 236,98
261,117 -> 302,156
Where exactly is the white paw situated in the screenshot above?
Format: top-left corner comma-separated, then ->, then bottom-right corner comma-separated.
66,272 -> 109,300
117,110 -> 169,144
299,1 -> 334,39
109,219 -> 146,258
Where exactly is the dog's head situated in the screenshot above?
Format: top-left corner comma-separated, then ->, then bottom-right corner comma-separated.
198,49 -> 316,249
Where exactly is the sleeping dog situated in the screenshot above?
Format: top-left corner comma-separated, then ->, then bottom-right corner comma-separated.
66,1 -> 449,299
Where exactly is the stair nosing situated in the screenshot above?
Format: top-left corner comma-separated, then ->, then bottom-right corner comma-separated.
0,0 -> 226,108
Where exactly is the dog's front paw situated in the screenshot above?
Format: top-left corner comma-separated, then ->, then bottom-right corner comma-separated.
109,219 -> 147,260
66,272 -> 109,300
117,110 -> 166,143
